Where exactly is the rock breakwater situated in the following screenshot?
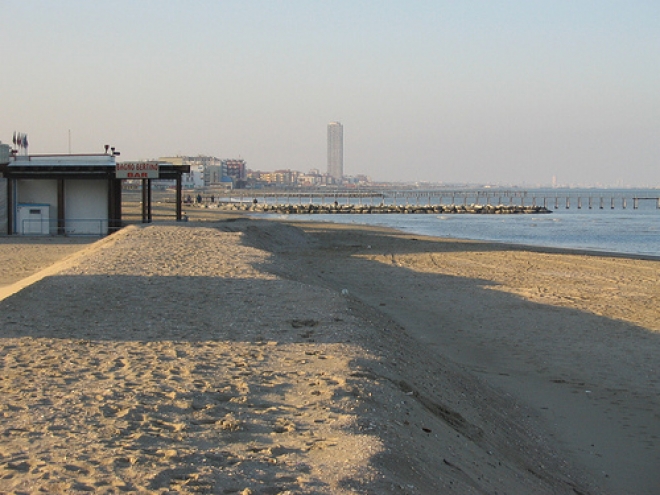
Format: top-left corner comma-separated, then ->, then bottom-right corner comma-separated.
213,203 -> 552,215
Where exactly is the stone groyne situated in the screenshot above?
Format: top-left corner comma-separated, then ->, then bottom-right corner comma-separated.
212,203 -> 552,215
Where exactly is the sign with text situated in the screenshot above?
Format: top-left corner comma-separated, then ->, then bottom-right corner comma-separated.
116,162 -> 160,179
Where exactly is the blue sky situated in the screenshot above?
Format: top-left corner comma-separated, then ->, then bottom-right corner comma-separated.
2,1 -> 659,186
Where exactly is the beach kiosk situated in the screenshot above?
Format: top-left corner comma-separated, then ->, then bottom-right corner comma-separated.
0,151 -> 189,236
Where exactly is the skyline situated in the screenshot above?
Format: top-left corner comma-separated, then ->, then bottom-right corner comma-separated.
2,1 -> 659,187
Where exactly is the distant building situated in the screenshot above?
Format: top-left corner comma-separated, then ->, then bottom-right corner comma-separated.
224,159 -> 246,182
298,169 -> 334,186
158,155 -> 247,187
247,169 -> 299,186
246,168 -> 338,187
343,174 -> 371,186
327,122 -> 343,181
159,155 -> 224,186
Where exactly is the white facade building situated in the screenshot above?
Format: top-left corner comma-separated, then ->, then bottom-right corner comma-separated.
182,164 -> 205,189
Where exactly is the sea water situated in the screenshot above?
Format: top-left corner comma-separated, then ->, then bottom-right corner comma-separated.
260,201 -> 660,258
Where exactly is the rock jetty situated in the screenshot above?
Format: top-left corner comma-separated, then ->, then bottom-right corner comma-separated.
213,203 -> 552,215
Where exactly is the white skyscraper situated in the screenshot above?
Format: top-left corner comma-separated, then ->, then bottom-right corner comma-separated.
327,122 -> 343,181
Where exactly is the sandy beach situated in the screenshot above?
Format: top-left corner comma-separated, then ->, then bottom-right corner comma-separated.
1,217 -> 658,494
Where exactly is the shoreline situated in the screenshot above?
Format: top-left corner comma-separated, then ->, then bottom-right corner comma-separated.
258,213 -> 660,262
1,218 -> 658,493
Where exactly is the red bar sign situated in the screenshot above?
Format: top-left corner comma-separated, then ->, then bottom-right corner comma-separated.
116,162 -> 160,179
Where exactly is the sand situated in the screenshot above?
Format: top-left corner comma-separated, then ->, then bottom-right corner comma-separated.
0,236 -> 96,288
0,217 -> 658,494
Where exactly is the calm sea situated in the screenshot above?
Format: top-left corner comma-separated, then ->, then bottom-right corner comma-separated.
253,189 -> 660,258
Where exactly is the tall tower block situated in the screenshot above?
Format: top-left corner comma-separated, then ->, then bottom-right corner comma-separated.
327,122 -> 343,181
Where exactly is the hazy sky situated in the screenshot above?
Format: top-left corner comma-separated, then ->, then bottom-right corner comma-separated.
2,1 -> 659,186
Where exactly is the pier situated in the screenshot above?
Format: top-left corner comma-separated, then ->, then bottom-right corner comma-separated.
204,189 -> 660,212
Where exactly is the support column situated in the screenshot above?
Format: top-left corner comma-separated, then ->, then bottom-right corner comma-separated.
176,173 -> 183,221
108,178 -> 123,233
147,179 -> 152,223
141,179 -> 148,223
57,179 -> 65,235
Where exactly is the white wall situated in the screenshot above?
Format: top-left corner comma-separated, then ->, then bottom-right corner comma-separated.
65,180 -> 108,235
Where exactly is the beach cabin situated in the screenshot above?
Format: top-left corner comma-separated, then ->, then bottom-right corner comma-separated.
0,151 -> 189,236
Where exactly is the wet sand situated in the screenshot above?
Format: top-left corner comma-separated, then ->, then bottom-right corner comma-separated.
0,218 -> 658,494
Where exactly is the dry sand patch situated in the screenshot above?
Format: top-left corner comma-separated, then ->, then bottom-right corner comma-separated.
0,236 -> 94,287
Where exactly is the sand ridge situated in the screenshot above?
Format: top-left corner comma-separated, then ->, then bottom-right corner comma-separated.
1,224 -> 384,493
